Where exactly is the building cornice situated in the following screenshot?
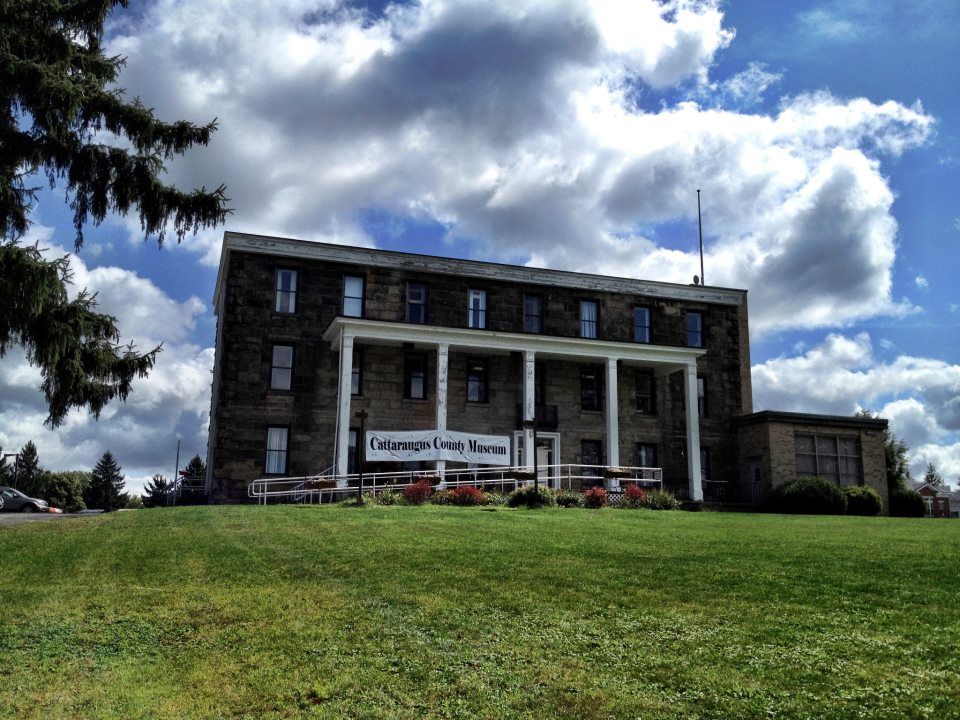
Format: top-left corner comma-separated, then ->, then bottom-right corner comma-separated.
735,410 -> 889,430
322,317 -> 705,372
214,230 -> 748,312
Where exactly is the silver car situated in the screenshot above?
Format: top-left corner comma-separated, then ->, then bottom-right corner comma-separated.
0,486 -> 50,512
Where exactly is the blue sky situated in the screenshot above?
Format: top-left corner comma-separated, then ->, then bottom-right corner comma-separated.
4,0 -> 959,491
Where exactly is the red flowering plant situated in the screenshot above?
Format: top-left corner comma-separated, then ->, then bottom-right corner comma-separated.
450,485 -> 485,506
403,479 -> 433,505
583,486 -> 609,509
622,483 -> 647,509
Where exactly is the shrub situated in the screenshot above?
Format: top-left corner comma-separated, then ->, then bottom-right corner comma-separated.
583,486 -> 608,509
483,491 -> 508,506
374,490 -> 402,506
768,477 -> 847,515
449,485 -> 485,506
620,484 -> 647,509
403,480 -> 433,505
555,489 -> 583,508
889,488 -> 925,517
430,489 -> 453,505
507,484 -> 556,508
843,485 -> 882,516
644,489 -> 681,510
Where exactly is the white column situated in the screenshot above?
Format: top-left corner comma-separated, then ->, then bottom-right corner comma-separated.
684,363 -> 704,502
334,334 -> 355,483
605,357 -> 620,486
435,344 -> 449,482
522,350 -> 536,470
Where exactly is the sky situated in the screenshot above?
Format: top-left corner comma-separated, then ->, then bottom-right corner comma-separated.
3,0 -> 959,495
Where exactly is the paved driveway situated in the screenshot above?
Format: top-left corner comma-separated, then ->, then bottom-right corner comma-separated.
0,512 -> 98,527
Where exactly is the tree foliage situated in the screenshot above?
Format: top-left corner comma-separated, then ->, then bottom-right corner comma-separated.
141,473 -> 169,508
855,410 -> 913,492
0,0 -> 228,423
43,470 -> 89,512
922,462 -> 944,488
12,440 -> 45,497
183,454 -> 206,479
85,449 -> 127,511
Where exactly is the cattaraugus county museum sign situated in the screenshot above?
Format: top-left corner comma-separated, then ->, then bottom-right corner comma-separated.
366,429 -> 511,465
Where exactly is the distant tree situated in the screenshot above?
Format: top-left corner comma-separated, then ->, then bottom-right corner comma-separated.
183,455 -> 207,479
0,446 -> 12,485
922,462 -> 944,488
123,494 -> 144,510
85,450 -> 127,511
43,471 -> 89,512
855,410 -> 912,492
142,474 -> 170,508
0,0 -> 228,426
13,441 -> 45,497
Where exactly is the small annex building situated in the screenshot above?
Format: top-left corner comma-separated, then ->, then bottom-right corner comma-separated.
205,231 -> 890,512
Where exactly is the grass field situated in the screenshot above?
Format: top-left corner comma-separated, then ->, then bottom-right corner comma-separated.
1,505 -> 958,719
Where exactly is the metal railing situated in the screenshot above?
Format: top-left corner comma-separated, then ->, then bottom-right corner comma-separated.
246,464 -> 663,504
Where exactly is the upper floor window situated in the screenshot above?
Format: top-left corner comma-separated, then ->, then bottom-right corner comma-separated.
404,354 -> 426,400
351,349 -> 363,396
407,282 -> 428,324
270,345 -> 294,391
343,275 -> 365,317
265,426 -> 289,475
697,376 -> 707,417
636,371 -> 656,415
633,306 -> 651,343
468,289 -> 486,329
275,269 -> 297,313
523,294 -> 543,333
686,311 -> 703,347
467,358 -> 489,403
580,300 -> 598,339
580,367 -> 602,411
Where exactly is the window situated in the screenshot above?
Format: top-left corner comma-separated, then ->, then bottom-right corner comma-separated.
468,289 -> 486,329
633,306 -> 651,343
795,434 -> 862,486
581,440 -> 603,487
348,428 -> 358,475
270,345 -> 294,391
636,371 -> 656,415
697,377 -> 707,417
404,354 -> 426,399
523,294 -> 543,333
343,275 -> 365,317
700,447 -> 712,481
687,311 -> 703,347
534,362 -> 546,407
467,358 -> 489,403
407,282 -> 427,324
275,269 -> 297,313
636,443 -> 657,468
580,300 -> 598,338
580,367 -> 602,411
351,349 -> 362,396
265,427 -> 289,475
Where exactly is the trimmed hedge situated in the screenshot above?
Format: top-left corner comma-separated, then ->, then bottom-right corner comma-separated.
843,485 -> 883,516
768,476 -> 847,515
889,488 -> 925,517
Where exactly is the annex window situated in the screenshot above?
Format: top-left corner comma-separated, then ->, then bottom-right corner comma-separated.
275,269 -> 297,313
580,366 -> 602,411
468,289 -> 487,329
343,275 -> 365,317
467,358 -> 489,403
795,434 -> 862,486
523,294 -> 543,333
264,426 -> 289,475
697,377 -> 707,417
686,311 -> 704,348
270,345 -> 294,391
404,354 -> 426,400
580,300 -> 598,339
636,443 -> 657,468
633,306 -> 651,343
407,282 -> 428,324
351,349 -> 362,396
636,371 -> 656,415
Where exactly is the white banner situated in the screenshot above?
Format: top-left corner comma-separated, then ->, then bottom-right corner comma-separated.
366,429 -> 511,465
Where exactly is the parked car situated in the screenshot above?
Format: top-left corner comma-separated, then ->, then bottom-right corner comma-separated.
0,487 -> 50,513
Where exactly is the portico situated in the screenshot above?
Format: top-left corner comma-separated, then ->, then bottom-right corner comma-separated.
323,316 -> 707,501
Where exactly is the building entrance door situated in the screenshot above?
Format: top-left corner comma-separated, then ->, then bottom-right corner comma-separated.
513,432 -> 561,489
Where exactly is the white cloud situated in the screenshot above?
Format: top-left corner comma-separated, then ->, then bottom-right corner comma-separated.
915,275 -> 929,289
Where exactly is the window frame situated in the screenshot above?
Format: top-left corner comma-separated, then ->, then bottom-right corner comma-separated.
580,366 -> 602,411
406,282 -> 428,324
795,433 -> 863,486
274,269 -> 298,314
700,447 -> 712,482
342,275 -> 365,318
264,426 -> 290,475
580,299 -> 599,339
633,305 -> 651,344
580,439 -> 603,484
468,289 -> 487,329
348,427 -> 359,475
636,442 -> 658,468
635,370 -> 656,415
466,357 -> 489,403
686,311 -> 704,348
697,376 -> 707,418
351,348 -> 363,396
404,353 -> 427,400
270,344 -> 294,391
523,293 -> 543,334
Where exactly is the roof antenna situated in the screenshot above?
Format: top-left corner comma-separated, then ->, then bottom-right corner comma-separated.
697,189 -> 704,287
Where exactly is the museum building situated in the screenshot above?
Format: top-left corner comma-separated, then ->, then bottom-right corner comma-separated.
206,231 -> 889,510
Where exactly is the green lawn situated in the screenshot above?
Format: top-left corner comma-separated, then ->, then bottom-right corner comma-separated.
1,506 -> 958,719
